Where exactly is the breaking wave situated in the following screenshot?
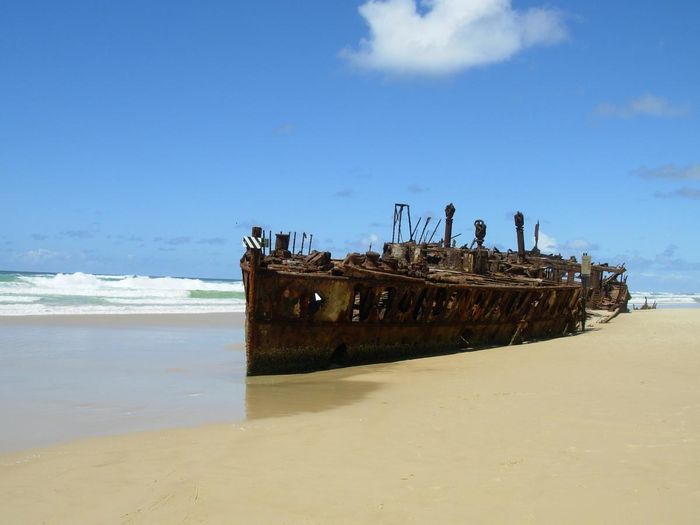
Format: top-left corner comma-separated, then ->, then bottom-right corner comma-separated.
629,291 -> 700,308
0,271 -> 245,315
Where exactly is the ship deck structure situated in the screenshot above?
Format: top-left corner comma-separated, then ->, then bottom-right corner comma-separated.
241,204 -> 629,375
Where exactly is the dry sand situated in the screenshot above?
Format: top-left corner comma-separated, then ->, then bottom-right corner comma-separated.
1,309 -> 699,524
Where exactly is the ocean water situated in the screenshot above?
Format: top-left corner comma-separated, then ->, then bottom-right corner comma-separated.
628,291 -> 700,308
0,271 -> 245,315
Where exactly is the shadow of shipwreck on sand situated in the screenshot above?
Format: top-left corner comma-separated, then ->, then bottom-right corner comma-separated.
244,366 -> 384,420
242,325 -> 602,421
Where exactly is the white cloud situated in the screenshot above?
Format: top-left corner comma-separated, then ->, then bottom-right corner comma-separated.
22,249 -> 58,262
595,93 -> 689,118
335,188 -> 354,198
654,187 -> 700,200
341,0 -> 567,75
536,231 -> 557,252
536,234 -> 600,255
346,233 -> 381,252
365,233 -> 380,246
565,238 -> 590,250
634,164 -> 700,181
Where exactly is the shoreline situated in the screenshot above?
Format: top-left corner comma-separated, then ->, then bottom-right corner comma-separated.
2,309 -> 699,523
0,311 -> 245,327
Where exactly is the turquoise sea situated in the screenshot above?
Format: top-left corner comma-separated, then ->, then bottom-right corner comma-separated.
0,271 -> 245,315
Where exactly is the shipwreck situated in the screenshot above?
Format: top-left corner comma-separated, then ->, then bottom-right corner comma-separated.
241,204 -> 629,375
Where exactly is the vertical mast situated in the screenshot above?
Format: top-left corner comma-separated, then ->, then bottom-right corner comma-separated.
444,203 -> 455,247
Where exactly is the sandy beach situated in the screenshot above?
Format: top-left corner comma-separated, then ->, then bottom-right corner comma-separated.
1,309 -> 699,523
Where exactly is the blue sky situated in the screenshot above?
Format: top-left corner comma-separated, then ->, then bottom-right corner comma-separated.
1,1 -> 699,291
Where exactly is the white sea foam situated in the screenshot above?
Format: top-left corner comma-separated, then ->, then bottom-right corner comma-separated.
0,272 -> 245,315
629,291 -> 700,307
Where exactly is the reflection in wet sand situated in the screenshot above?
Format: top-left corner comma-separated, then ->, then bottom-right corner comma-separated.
245,367 -> 384,420
0,322 -> 246,453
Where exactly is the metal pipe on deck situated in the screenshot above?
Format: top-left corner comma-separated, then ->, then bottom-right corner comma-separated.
418,217 -> 431,244
428,219 -> 442,244
444,203 -> 455,247
532,221 -> 540,255
514,211 -> 525,262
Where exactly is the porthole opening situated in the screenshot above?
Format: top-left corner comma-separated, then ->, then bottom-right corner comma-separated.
309,291 -> 324,316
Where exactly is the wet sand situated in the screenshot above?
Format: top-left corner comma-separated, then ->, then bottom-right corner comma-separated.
0,312 -> 245,328
2,309 -> 700,523
0,314 -> 246,452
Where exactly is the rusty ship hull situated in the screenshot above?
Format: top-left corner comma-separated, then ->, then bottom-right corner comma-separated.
242,253 -> 582,376
241,203 -> 626,375
243,273 -> 580,375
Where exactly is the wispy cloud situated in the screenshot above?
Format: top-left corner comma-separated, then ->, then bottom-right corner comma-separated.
335,188 -> 354,198
634,164 -> 700,200
634,164 -> 700,181
658,244 -> 678,260
534,233 -> 599,254
165,236 -> 191,246
273,123 -> 296,135
235,220 -> 269,230
341,0 -> 567,76
60,230 -> 95,239
562,238 -> 599,252
22,248 -> 59,262
31,233 -> 49,240
113,234 -> 144,242
595,93 -> 689,118
345,233 -> 380,252
349,166 -> 372,180
407,183 -> 429,193
197,237 -> 228,245
619,245 -> 700,274
654,187 -> 700,200
154,236 -> 192,246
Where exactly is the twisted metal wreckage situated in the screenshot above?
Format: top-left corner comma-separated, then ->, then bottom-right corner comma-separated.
241,204 -> 630,375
